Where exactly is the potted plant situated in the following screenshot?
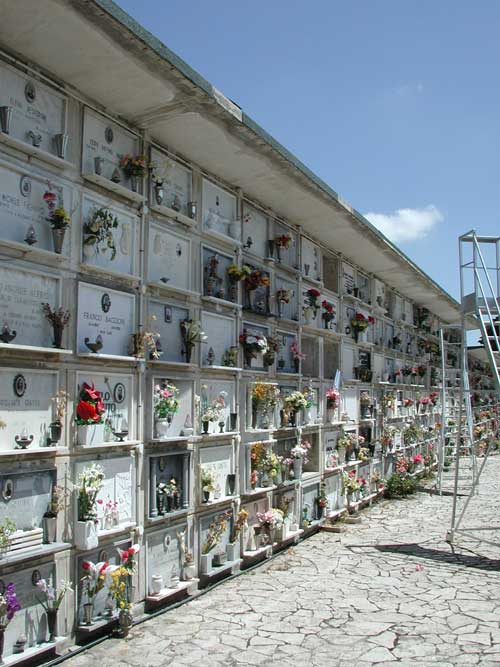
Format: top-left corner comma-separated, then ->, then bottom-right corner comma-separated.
201,467 -> 216,503
41,303 -> 70,349
43,484 -> 66,543
83,207 -> 119,260
200,511 -> 231,574
43,189 -> 71,254
153,382 -> 180,438
75,382 -> 106,446
282,390 -> 308,427
179,319 -> 207,364
289,440 -> 311,480
48,390 -> 69,445
0,583 -> 21,663
119,154 -> 147,191
35,577 -> 72,642
75,463 -> 104,550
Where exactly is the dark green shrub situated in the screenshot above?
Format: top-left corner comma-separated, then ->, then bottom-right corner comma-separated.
384,474 -> 417,499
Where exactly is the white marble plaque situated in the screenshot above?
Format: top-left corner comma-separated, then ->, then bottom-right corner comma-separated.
302,484 -> 319,521
202,179 -> 237,238
148,222 -> 191,290
82,108 -> 138,183
0,561 -> 55,655
0,469 -> 54,529
81,195 -> 137,276
0,165 -> 73,252
342,345 -> 355,381
77,283 -> 135,356
344,387 -> 358,420
200,445 -> 233,498
0,63 -> 66,155
150,148 -> 192,215
0,369 -> 57,450
324,473 -> 344,511
76,372 -> 133,438
0,267 -> 58,347
74,455 -> 135,528
200,311 -> 235,367
146,524 -> 185,592
302,238 -> 321,281
242,203 -> 268,259
147,300 -> 189,363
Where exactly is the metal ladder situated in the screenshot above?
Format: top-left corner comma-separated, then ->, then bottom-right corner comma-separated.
447,231 -> 500,544
437,326 -> 476,495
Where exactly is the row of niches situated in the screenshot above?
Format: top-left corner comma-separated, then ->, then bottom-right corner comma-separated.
0,358 -> 445,452
0,61 -> 446,340
0,264 -> 441,380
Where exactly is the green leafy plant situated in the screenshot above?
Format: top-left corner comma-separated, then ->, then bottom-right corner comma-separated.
384,474 -> 417,499
83,207 -> 119,260
0,518 -> 16,553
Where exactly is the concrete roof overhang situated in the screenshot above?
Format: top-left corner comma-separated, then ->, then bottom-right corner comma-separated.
0,0 -> 464,324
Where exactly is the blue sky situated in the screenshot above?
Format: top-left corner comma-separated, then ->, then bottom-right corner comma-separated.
115,0 -> 500,300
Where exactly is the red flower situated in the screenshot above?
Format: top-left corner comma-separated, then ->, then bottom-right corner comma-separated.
307,288 -> 321,297
368,316 -> 375,324
99,562 -> 108,573
77,400 -> 98,422
82,561 -> 91,571
95,397 -> 105,416
122,551 -> 130,561
355,313 -> 366,320
81,382 -> 100,402
43,191 -> 57,201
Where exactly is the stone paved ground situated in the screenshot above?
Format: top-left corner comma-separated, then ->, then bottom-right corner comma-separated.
66,459 -> 500,666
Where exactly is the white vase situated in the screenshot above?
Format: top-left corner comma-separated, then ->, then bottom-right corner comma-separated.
226,542 -> 239,562
305,408 -> 312,424
303,307 -> 314,325
182,562 -> 196,581
200,553 -> 213,574
228,220 -> 241,239
155,418 -> 171,439
151,574 -> 163,595
74,520 -> 98,551
326,408 -> 336,424
77,424 -> 104,447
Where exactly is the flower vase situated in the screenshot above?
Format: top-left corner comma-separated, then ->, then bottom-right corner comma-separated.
229,285 -> 238,302
48,420 -> 62,444
353,328 -> 359,343
51,228 -> 66,255
46,609 -> 58,642
327,408 -> 336,424
200,553 -> 213,574
293,358 -> 300,373
74,520 -> 98,551
77,423 -> 104,447
246,288 -> 256,310
183,562 -> 196,580
151,574 -> 163,595
292,457 -> 303,480
129,175 -> 138,193
155,418 -> 171,439
118,608 -> 133,637
154,183 -> 165,205
52,323 -> 64,349
226,542 -> 238,562
202,421 -> 210,434
303,307 -> 314,325
83,602 -> 94,626
43,516 -> 57,543
244,349 -> 254,368
202,489 -> 210,503
206,277 -> 217,296
305,408 -> 312,425
267,240 -> 275,259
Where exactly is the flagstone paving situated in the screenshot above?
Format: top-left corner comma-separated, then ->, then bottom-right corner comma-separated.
65,459 -> 500,666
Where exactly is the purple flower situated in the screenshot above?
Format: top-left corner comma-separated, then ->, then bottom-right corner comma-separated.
5,583 -> 20,621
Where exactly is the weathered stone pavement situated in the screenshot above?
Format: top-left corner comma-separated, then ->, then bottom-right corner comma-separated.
66,459 -> 500,666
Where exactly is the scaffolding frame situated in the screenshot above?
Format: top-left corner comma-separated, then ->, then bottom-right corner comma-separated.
446,230 -> 500,545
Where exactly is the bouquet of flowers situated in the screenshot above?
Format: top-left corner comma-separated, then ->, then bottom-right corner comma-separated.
343,470 -> 360,495
44,189 -> 71,229
201,467 -> 216,494
76,382 -> 106,425
326,387 -> 339,409
283,391 -> 308,412
304,288 -> 321,316
351,313 -> 375,332
81,560 -> 109,601
0,583 -> 21,626
230,510 -> 248,543
290,340 -> 306,361
243,267 -> 270,290
321,300 -> 336,324
316,481 -> 328,510
239,330 -> 268,364
201,392 -> 227,423
396,455 -> 410,475
380,427 -> 395,449
359,391 -> 371,405
252,383 -> 280,412
429,391 -> 439,406
276,288 -> 292,303
77,463 -> 105,522
35,577 -> 72,611
227,264 -> 250,283
202,511 -> 232,554
302,386 -> 315,409
119,154 -> 147,177
263,335 -> 281,367
290,440 -> 311,463
256,510 -> 276,528
413,453 -> 423,466
259,452 -> 283,480
153,382 -> 180,420
403,398 -> 413,408
83,207 -> 119,260
275,234 -> 293,249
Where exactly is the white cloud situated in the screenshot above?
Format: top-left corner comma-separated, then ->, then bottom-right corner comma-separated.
364,205 -> 443,243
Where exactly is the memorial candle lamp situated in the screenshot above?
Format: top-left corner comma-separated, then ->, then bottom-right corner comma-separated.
14,428 -> 34,449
